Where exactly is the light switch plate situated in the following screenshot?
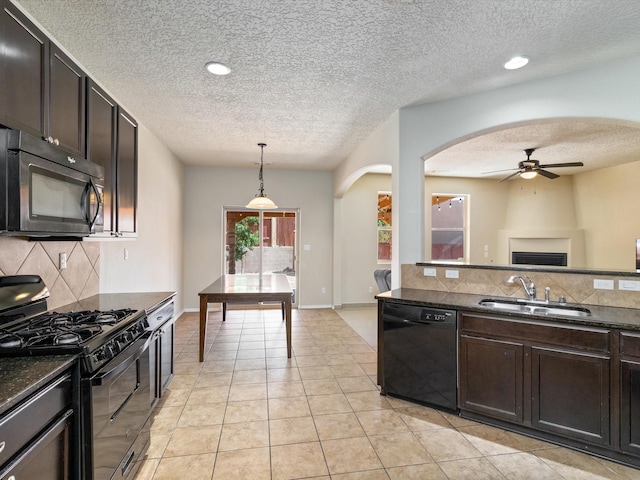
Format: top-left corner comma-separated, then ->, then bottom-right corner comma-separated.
423,268 -> 437,277
593,279 -> 614,290
445,269 -> 459,279
619,280 -> 640,291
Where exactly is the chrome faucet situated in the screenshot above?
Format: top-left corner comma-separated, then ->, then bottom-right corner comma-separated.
508,275 -> 536,300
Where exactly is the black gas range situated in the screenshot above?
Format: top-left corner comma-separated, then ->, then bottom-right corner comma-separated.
0,305 -> 148,373
0,275 -> 153,480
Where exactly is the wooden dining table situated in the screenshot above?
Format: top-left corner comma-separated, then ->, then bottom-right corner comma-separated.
198,274 -> 294,362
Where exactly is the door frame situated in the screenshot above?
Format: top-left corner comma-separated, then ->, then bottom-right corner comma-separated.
222,206 -> 299,308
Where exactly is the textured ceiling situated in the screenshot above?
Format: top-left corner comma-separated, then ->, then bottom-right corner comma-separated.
13,0 -> 640,172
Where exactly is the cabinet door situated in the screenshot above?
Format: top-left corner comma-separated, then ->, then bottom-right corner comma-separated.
459,335 -> 524,423
49,45 -> 85,157
159,320 -> 175,396
0,0 -> 48,135
116,108 -> 137,235
620,359 -> 640,456
86,80 -> 117,233
531,346 -> 610,445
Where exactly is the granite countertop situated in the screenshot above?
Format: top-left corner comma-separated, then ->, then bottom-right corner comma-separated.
0,355 -> 76,415
377,288 -> 640,331
53,291 -> 176,315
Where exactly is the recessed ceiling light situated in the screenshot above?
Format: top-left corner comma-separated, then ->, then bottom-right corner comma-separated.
504,56 -> 529,70
205,62 -> 231,75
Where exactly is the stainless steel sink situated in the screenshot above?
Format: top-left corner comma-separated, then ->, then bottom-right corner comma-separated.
478,298 -> 591,317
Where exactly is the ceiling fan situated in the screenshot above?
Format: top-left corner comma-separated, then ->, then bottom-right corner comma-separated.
490,148 -> 584,182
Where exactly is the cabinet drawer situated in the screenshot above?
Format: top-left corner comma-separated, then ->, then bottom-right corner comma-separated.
460,313 -> 610,353
620,331 -> 640,358
0,374 -> 71,466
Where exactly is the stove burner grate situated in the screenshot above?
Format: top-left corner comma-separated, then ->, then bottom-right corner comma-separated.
0,308 -> 136,348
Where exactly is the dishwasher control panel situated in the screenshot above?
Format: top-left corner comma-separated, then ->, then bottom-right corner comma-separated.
420,308 -> 456,323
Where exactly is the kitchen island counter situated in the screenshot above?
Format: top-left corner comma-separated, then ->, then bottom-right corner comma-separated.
377,288 -> 640,331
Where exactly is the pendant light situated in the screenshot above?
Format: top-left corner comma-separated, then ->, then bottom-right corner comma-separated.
246,143 -> 277,209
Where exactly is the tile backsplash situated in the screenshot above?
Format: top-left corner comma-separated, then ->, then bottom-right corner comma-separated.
402,264 -> 640,309
0,237 -> 99,310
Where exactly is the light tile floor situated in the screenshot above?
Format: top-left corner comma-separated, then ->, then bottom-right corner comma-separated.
135,306 -> 640,480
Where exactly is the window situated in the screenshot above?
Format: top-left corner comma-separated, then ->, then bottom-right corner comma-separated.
431,194 -> 467,261
378,192 -> 392,262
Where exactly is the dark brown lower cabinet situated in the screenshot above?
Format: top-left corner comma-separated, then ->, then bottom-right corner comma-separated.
531,346 -> 610,445
459,335 -> 524,423
620,332 -> 640,457
459,312 -> 611,450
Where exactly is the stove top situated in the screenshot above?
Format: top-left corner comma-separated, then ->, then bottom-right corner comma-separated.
0,309 -> 135,348
0,275 -> 149,374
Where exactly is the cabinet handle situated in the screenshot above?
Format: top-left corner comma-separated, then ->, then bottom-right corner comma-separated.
0,440 -> 5,453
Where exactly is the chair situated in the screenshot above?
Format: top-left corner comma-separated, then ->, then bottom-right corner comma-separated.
374,269 -> 392,292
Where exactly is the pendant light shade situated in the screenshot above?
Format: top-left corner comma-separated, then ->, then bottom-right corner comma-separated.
246,143 -> 277,209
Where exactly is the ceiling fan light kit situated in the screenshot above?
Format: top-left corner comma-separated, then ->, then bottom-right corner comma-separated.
494,148 -> 584,182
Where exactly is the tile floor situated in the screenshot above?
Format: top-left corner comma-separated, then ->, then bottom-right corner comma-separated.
134,306 -> 640,480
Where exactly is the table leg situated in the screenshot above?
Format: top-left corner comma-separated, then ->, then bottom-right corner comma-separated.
285,298 -> 292,358
199,295 -> 208,362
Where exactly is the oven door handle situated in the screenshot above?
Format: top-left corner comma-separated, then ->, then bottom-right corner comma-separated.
92,334 -> 150,387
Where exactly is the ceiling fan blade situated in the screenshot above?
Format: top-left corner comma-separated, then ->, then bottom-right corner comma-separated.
537,169 -> 559,179
538,162 -> 584,168
498,171 -> 522,182
482,167 -> 519,175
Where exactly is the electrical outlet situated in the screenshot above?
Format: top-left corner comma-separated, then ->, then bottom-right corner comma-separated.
59,252 -> 67,269
124,248 -> 129,260
619,280 -> 640,291
423,268 -> 436,276
593,279 -> 614,290
321,287 -> 326,294
368,286 -> 373,293
445,269 -> 459,279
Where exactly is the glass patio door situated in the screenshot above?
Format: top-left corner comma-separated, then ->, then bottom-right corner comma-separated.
223,207 -> 298,306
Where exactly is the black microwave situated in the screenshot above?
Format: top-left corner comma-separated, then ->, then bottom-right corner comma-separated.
0,128 -> 104,237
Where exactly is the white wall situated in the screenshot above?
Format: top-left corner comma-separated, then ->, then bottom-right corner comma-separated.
100,125 -> 185,312
340,174 -> 391,304
183,166 -> 333,310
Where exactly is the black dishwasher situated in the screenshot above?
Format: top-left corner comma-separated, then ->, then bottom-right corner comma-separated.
382,302 -> 458,412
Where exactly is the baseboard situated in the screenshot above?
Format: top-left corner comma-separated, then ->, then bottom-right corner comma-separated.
340,302 -> 377,308
298,304 -> 333,309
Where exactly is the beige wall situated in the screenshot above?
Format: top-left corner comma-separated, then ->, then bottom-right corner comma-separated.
182,166 -> 333,310
574,160 -> 640,270
340,173 -> 391,305
99,125 -> 185,312
425,176 -> 509,265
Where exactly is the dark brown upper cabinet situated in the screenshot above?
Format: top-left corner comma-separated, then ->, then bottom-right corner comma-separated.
86,79 -> 117,233
0,0 -> 86,158
115,108 -> 138,236
86,80 -> 137,237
